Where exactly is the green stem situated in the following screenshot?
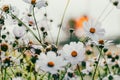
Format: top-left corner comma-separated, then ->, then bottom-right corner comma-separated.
70,32 -> 73,41
92,48 -> 102,80
56,0 -> 70,46
96,47 -> 111,74
77,64 -> 83,80
35,73 -> 37,80
10,13 -> 42,44
9,67 -> 15,76
48,73 -> 51,80
4,68 -> 7,80
33,6 -> 42,42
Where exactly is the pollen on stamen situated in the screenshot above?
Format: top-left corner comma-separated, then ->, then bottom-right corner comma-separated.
47,61 -> 55,67
99,40 -> 104,44
89,28 -> 96,33
2,5 -> 9,12
31,0 -> 36,4
29,21 -> 34,26
71,51 -> 78,57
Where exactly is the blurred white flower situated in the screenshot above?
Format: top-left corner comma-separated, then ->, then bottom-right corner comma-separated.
83,20 -> 105,41
102,75 -> 120,80
13,26 -> 26,39
60,42 -> 85,65
12,77 -> 23,80
64,69 -> 79,80
87,39 -> 113,48
81,61 -> 93,75
35,51 -> 67,74
30,44 -> 43,55
22,14 -> 36,28
23,0 -> 47,9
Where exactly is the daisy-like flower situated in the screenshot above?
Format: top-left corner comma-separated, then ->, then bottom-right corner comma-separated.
1,5 -> 19,15
35,51 -> 67,74
87,39 -> 113,49
110,0 -> 120,9
23,0 -> 47,9
83,20 -> 105,41
13,26 -> 26,39
60,42 -> 85,65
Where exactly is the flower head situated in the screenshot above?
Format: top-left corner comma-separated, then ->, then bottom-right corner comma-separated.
35,51 -> 67,74
83,20 -> 105,41
23,0 -> 47,9
60,42 -> 85,65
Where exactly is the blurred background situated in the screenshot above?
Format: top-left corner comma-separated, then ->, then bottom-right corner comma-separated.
1,0 -> 120,44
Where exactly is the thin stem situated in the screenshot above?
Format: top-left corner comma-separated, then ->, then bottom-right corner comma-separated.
10,13 -> 41,44
92,48 -> 102,80
70,32 -> 72,41
33,6 -> 42,42
35,72 -> 37,80
95,2 -> 110,25
56,0 -> 70,46
103,57 -> 111,74
48,73 -> 51,80
4,68 -> 7,80
9,67 -> 15,76
44,8 -> 55,43
0,29 -> 1,38
101,7 -> 114,22
96,46 -> 111,74
77,64 -> 83,80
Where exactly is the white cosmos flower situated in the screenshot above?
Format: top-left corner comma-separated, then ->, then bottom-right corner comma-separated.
110,0 -> 120,9
87,39 -> 113,48
23,0 -> 47,9
13,26 -> 26,39
12,77 -> 23,80
60,42 -> 85,65
83,20 -> 105,41
35,51 -> 67,74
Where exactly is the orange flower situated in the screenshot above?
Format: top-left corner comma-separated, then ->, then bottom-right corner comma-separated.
75,16 -> 88,29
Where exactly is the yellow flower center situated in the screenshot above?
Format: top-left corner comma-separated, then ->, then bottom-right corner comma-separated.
31,0 -> 36,4
2,5 -> 9,12
98,40 -> 104,44
47,61 -> 54,67
71,51 -> 77,57
89,28 -> 96,33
